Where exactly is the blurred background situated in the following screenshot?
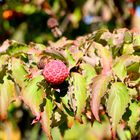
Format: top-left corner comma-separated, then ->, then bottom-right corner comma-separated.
0,0 -> 140,45
0,0 -> 140,140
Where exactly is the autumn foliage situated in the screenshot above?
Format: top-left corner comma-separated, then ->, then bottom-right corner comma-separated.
0,28 -> 140,140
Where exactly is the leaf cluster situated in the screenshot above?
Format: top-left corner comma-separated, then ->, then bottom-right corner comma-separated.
0,28 -> 140,139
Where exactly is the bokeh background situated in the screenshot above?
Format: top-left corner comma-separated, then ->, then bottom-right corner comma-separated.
0,0 -> 140,45
0,0 -> 140,140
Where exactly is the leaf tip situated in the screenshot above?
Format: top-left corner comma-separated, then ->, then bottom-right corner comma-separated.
31,114 -> 41,125
111,127 -> 116,140
74,116 -> 83,124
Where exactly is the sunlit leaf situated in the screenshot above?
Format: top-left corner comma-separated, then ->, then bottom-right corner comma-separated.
61,95 -> 74,128
11,58 -> 28,88
107,82 -> 130,137
89,29 -> 109,42
65,48 -> 76,67
0,27 -> 140,139
40,97 -> 53,140
133,35 -> 140,46
6,42 -> 29,56
29,42 -> 46,51
127,62 -> 140,73
44,50 -> 66,63
90,75 -> 111,121
21,75 -> 45,118
0,55 -> 9,83
128,101 -> 140,135
49,37 -> 72,49
117,124 -> 130,140
113,55 -> 140,81
0,55 -> 9,71
51,108 -> 67,129
113,60 -> 127,81
65,45 -> 83,68
42,127 -> 61,140
128,88 -> 138,98
93,42 -> 112,75
0,75 -> 16,120
122,44 -> 134,55
71,72 -> 87,122
124,31 -> 133,44
132,35 -> 140,55
112,28 -> 127,46
0,40 -> 46,59
80,63 -> 97,85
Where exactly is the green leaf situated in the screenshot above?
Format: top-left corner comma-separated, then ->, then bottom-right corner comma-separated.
0,66 -> 7,84
124,31 -> 133,43
0,40 -> 29,56
122,44 -> 134,55
128,88 -> 138,98
65,48 -> 76,67
80,63 -> 97,85
51,108 -> 67,128
133,35 -> 140,46
40,97 -> 53,140
61,96 -> 75,128
29,42 -> 46,51
63,121 -> 86,140
113,55 -> 140,81
6,42 -> 29,56
117,124 -> 130,140
89,29 -> 109,42
128,101 -> 140,135
65,45 -> 83,68
113,61 -> 127,81
0,75 -> 16,120
90,75 -> 111,121
45,127 -> 61,140
0,55 -> 9,83
0,55 -> 9,71
71,72 -> 87,122
43,50 -> 67,63
11,58 -> 28,88
0,40 -> 45,57
133,35 -> 140,55
127,62 -> 140,73
21,75 -> 45,117
107,82 -> 130,137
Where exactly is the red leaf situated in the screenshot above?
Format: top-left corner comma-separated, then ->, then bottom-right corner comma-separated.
90,75 -> 111,121
93,42 -> 112,75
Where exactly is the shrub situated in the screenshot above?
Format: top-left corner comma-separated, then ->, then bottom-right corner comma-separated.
0,28 -> 140,140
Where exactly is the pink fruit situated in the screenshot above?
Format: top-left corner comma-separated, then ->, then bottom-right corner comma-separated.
43,60 -> 69,85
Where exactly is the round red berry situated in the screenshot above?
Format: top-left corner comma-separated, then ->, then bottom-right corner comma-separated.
43,60 -> 69,85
